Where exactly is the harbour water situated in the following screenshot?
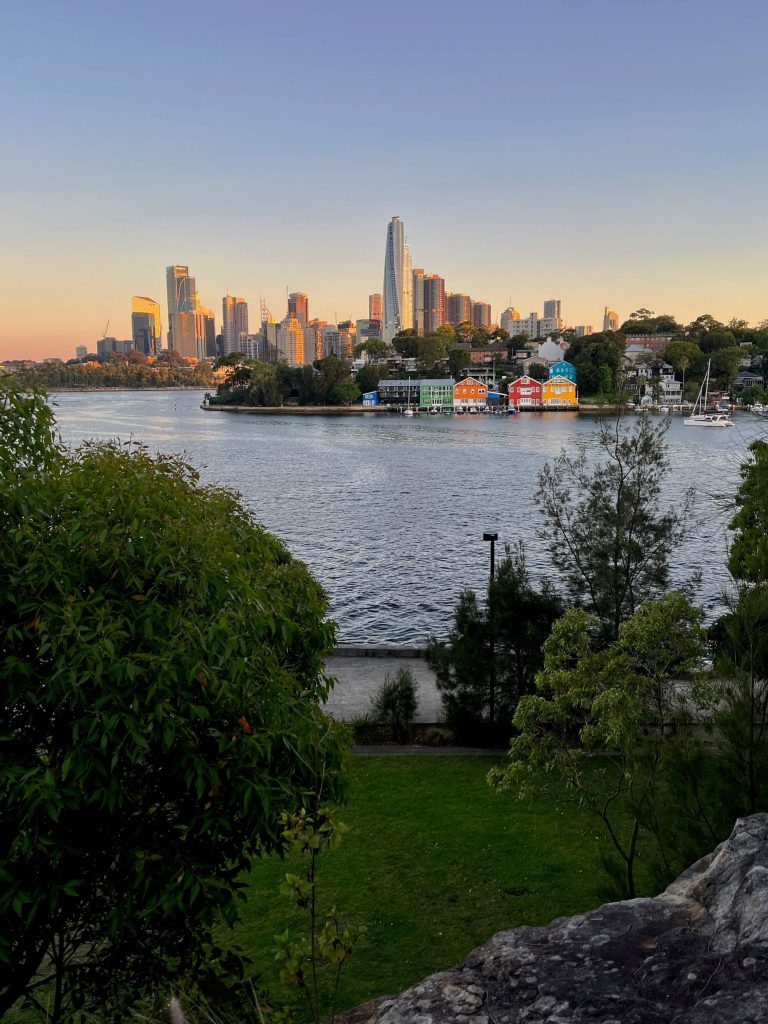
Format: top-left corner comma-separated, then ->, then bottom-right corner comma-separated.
51,391 -> 765,643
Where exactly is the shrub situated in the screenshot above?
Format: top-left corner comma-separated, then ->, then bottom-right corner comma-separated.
0,376 -> 347,1021
371,668 -> 419,743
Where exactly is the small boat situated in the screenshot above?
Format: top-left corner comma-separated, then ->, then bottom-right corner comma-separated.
684,361 -> 732,428
429,406 -> 440,415
455,406 -> 465,415
468,407 -> 479,415
403,407 -> 415,417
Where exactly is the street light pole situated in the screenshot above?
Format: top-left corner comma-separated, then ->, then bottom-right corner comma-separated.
483,532 -> 498,735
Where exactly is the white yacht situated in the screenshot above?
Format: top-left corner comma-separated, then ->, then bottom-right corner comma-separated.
684,361 -> 732,428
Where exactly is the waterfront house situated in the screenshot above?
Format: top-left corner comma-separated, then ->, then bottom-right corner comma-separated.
508,375 -> 544,409
549,360 -> 577,383
734,371 -> 765,391
378,379 -> 422,407
361,391 -> 379,406
453,376 -> 488,410
541,375 -> 578,408
419,379 -> 456,409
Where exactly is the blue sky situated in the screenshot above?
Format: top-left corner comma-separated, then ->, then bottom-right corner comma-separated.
1,0 -> 767,357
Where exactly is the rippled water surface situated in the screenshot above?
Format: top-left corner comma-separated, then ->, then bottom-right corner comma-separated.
51,392 -> 765,642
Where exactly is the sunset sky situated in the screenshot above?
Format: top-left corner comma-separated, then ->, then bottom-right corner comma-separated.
2,0 -> 767,360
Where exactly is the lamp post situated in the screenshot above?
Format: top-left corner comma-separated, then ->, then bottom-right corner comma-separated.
483,532 -> 498,734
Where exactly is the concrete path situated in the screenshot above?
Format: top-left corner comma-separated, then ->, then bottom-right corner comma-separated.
323,647 -> 441,723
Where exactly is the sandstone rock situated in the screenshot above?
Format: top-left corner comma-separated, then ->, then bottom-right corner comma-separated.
353,815 -> 768,1024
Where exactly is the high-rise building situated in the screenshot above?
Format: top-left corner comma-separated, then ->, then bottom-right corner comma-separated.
412,268 -> 425,335
500,307 -> 520,334
165,265 -> 197,349
446,293 -> 472,326
288,292 -> 309,325
222,295 -> 249,355
277,317 -> 306,365
471,301 -> 492,329
199,306 -> 217,357
356,319 -> 383,351
131,296 -> 161,355
543,299 -> 562,320
337,320 -> 356,359
603,307 -> 619,331
574,325 -> 593,337
423,275 -> 446,334
369,293 -> 382,321
75,345 -> 88,359
382,216 -> 412,343
173,311 -> 207,359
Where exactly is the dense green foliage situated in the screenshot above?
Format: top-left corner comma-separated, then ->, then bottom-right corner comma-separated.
371,667 -> 419,742
0,376 -> 347,1020
536,414 -> 690,640
563,332 -> 625,395
490,593 -> 712,897
210,355 -> 360,407
728,439 -> 768,583
427,546 -> 562,744
11,353 -> 213,389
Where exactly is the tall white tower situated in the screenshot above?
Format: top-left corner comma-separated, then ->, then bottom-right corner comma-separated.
382,217 -> 412,343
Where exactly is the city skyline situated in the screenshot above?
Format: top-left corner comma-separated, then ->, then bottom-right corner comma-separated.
1,0 -> 767,361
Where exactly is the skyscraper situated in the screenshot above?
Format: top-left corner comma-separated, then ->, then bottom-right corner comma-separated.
446,293 -> 472,326
382,216 -> 412,343
165,265 -> 196,349
131,296 -> 161,355
603,307 -> 619,331
500,307 -> 521,334
423,275 -> 446,334
200,307 -> 217,357
543,299 -> 562,320
471,301 -> 492,329
277,317 -> 306,365
222,295 -> 249,355
369,293 -> 382,320
288,292 -> 309,325
412,268 -> 425,335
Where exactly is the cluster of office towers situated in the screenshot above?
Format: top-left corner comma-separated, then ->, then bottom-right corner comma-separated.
382,216 -> 620,343
381,216 -> 491,343
95,221 -> 620,364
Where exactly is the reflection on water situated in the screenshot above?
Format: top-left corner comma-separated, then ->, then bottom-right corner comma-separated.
50,392 -> 765,643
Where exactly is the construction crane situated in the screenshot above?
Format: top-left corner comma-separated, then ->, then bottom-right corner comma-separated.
102,320 -> 110,338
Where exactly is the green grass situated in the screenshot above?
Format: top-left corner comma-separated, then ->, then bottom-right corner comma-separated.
226,755 -> 623,1014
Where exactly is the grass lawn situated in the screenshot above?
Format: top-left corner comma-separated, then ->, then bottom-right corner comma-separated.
226,755 -> 631,1016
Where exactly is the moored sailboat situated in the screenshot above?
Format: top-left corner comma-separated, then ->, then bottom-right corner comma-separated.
684,360 -> 732,428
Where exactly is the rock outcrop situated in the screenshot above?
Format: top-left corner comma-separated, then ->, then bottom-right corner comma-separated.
356,815 -> 768,1024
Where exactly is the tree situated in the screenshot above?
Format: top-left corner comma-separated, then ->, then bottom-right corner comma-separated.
447,348 -> 468,379
526,361 -> 549,382
729,439 -> 768,585
354,339 -> 390,362
536,413 -> 691,640
489,593 -> 708,897
426,545 -> 562,744
391,330 -> 419,358
356,364 -> 380,394
563,332 -> 625,395
663,340 -> 700,375
327,381 -> 360,406
371,668 -> 419,743
0,377 -> 347,1020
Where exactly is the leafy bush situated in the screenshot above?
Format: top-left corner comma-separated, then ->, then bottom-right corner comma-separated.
349,712 -> 385,745
0,376 -> 347,1021
371,668 -> 419,743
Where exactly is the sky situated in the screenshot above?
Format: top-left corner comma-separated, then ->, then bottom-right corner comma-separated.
1,0 -> 767,360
